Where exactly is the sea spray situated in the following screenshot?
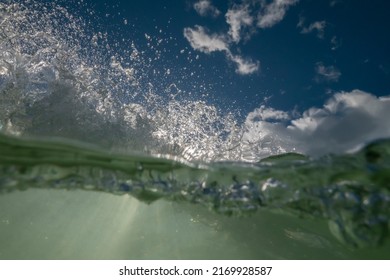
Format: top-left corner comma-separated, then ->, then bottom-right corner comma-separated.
1,0 -> 390,259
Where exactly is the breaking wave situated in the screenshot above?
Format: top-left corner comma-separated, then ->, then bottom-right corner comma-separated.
0,0 -> 389,256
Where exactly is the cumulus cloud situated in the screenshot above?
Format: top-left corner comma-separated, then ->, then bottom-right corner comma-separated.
226,4 -> 253,43
228,53 -> 260,75
315,62 -> 341,82
193,0 -> 220,17
183,25 -> 228,53
298,19 -> 326,39
242,90 -> 390,159
185,0 -> 299,75
183,25 -> 259,75
248,105 -> 290,122
289,90 -> 390,155
257,0 -> 299,28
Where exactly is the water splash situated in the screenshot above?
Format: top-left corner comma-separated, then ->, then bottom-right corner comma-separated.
1,0 -> 389,258
0,0 -> 301,162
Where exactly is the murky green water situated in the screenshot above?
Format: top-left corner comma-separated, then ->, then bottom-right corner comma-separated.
0,134 -> 389,259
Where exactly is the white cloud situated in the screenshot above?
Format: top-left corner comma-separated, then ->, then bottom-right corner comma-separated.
226,4 -> 253,43
185,0 -> 299,75
183,25 -> 228,53
183,25 -> 259,75
315,62 -> 341,82
289,90 -> 390,155
241,90 -> 390,159
247,105 -> 290,121
298,20 -> 326,39
257,0 -> 299,29
194,0 -> 221,17
228,53 -> 260,75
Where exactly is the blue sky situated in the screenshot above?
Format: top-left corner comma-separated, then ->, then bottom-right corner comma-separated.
75,0 -> 390,116
48,0 -> 390,157
3,0 -> 389,159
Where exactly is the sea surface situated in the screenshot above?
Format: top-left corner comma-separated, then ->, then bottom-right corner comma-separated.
0,0 -> 389,259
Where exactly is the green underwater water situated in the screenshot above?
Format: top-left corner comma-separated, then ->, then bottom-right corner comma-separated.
0,133 -> 389,259
1,0 -> 389,260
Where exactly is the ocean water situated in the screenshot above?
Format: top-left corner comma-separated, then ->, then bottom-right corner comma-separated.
0,0 -> 389,259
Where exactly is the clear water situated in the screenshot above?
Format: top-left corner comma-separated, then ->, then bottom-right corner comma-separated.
0,0 -> 389,259
0,133 -> 389,259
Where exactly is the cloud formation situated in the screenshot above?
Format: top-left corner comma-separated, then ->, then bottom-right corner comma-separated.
298,19 -> 326,39
248,105 -> 290,121
257,0 -> 299,28
193,0 -> 220,17
183,25 -> 228,53
226,4 -> 253,43
185,0 -> 299,75
228,53 -> 260,75
242,90 -> 390,159
315,62 -> 341,82
183,25 -> 259,75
